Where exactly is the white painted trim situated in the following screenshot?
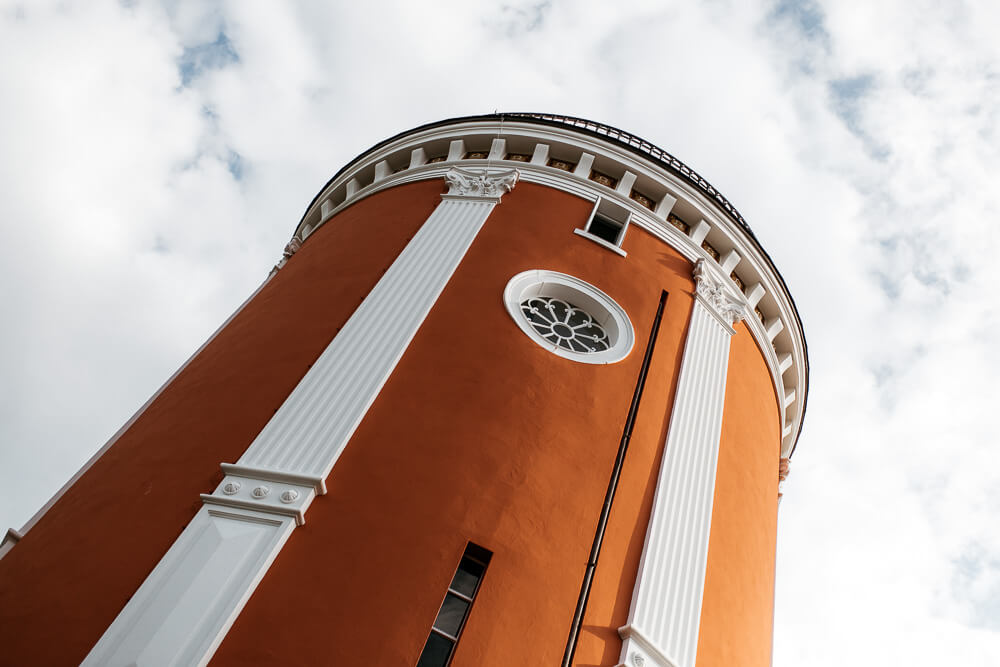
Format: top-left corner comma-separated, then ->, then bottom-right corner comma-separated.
373,160 -> 393,182
530,142 -> 549,164
720,249 -> 741,274
409,147 -> 428,169
0,529 -> 22,552
487,137 -> 506,160
503,270 -> 635,365
654,193 -> 677,218
576,195 -> 632,255
446,139 -> 465,161
0,275 -> 274,560
346,177 -> 360,198
199,471 -> 317,526
616,171 -> 637,197
573,228 -> 628,257
689,220 -> 710,245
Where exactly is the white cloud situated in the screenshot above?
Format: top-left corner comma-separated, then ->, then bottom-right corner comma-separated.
1,0 -> 998,663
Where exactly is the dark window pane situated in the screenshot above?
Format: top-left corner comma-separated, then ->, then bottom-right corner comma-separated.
450,557 -> 485,597
465,543 -> 493,564
416,632 -> 454,667
589,215 -> 622,244
433,594 -> 470,636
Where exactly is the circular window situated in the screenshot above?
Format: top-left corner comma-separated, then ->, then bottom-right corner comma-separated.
504,270 -> 634,364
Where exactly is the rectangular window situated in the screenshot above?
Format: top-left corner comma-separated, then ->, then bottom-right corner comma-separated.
416,543 -> 493,667
574,196 -> 631,257
588,213 -> 623,244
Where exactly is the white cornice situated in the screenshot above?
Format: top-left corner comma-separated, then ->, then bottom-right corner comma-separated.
291,119 -> 808,457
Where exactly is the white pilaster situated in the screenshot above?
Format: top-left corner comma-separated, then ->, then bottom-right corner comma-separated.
618,259 -> 746,667
84,167 -> 518,667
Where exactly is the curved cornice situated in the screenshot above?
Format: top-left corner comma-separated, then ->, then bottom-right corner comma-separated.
289,114 -> 809,458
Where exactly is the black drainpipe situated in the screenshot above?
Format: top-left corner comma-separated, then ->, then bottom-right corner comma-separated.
562,290 -> 668,667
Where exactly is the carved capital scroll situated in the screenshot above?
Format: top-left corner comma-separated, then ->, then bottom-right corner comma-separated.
444,166 -> 518,200
693,259 -> 746,327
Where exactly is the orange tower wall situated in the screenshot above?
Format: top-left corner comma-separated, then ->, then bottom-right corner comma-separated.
0,179 -> 782,667
0,180 -> 442,666
212,182 -> 695,665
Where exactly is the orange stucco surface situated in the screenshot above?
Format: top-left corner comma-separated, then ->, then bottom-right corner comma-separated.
0,177 -> 783,667
212,182 -> 696,666
0,180 -> 442,666
694,324 -> 782,667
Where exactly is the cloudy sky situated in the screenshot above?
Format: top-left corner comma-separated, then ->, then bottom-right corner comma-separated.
2,0 -> 998,664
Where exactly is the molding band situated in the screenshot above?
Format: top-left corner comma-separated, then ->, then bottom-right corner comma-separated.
219,463 -> 326,495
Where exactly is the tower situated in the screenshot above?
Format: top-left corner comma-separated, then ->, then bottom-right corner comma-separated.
0,113 -> 808,667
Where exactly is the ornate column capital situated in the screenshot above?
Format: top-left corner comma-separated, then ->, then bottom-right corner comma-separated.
443,166 -> 518,201
693,259 -> 746,330
271,236 -> 303,274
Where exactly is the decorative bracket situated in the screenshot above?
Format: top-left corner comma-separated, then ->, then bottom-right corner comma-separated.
443,166 -> 518,201
693,259 -> 746,332
271,236 -> 303,274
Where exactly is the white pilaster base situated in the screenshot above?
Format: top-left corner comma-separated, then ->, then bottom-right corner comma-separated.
617,625 -> 679,667
82,504 -> 295,667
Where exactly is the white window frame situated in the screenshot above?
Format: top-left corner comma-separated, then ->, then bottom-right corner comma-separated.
573,196 -> 631,257
504,270 -> 635,365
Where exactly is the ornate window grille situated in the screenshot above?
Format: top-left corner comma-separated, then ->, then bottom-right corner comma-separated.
520,297 -> 610,354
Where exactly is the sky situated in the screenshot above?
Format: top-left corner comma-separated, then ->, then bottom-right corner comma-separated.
1,0 -> 999,664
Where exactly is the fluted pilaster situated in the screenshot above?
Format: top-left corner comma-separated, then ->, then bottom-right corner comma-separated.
618,260 -> 745,667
